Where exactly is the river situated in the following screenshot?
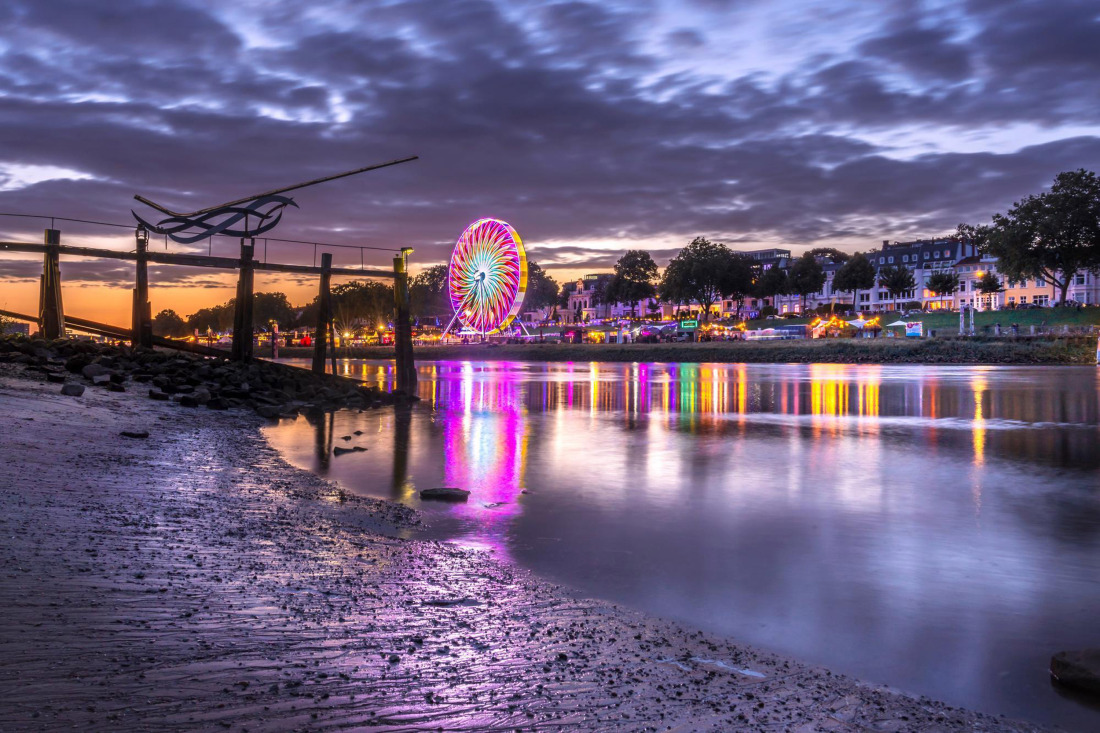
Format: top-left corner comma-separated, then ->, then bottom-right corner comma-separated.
264,359 -> 1100,730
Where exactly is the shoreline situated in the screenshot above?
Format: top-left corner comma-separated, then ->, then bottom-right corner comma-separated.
279,336 -> 1097,365
0,362 -> 1050,731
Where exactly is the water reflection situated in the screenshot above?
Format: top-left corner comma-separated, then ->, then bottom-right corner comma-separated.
268,359 -> 1100,730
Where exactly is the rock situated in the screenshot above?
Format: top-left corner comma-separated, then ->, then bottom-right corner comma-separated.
148,390 -> 169,401
60,383 -> 85,397
106,382 -> 126,393
1051,649 -> 1100,694
205,397 -> 229,410
91,374 -> 111,385
120,430 -> 149,439
81,363 -> 111,380
255,405 -> 281,420
419,487 -> 470,502
179,395 -> 201,408
46,372 -> 67,383
333,446 -> 359,456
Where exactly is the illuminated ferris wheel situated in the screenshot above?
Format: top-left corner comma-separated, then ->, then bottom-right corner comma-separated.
444,218 -> 527,336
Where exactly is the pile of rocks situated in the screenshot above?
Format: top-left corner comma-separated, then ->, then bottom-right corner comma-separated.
0,335 -> 417,417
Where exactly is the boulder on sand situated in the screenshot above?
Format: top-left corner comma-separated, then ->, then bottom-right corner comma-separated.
1051,649 -> 1100,695
419,487 -> 470,502
60,383 -> 85,397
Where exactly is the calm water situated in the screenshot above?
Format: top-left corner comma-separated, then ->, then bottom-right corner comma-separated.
265,359 -> 1100,729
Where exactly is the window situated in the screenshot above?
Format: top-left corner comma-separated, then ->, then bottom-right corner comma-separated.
934,251 -> 940,259
888,256 -> 894,263
902,255 -> 908,262
924,252 -> 930,260
1020,296 -> 1027,304
1035,294 -> 1050,306
943,249 -> 950,257
1035,276 -> 1045,286
860,293 -> 870,302
1008,297 -> 1016,305
879,257 -> 885,264
1075,274 -> 1086,285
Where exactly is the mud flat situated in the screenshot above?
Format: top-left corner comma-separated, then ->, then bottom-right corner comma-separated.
0,363 -> 1047,731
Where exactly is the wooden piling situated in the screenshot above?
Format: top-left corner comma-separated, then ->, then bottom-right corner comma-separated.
392,250 -> 416,394
131,226 -> 153,348
38,229 -> 64,339
232,239 -> 255,361
312,252 -> 333,374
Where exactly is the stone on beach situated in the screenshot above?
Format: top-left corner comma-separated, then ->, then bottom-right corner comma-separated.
1050,649 -> 1100,695
60,383 -> 84,397
120,430 -> 149,439
419,487 -> 470,501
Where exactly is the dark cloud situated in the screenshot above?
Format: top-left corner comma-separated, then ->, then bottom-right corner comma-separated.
0,0 -> 1097,294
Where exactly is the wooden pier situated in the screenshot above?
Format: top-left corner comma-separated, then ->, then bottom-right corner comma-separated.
1,227 -> 416,392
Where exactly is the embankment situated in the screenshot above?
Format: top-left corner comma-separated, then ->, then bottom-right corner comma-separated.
281,335 -> 1097,365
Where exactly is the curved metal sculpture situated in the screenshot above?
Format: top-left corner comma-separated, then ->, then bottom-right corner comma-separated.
133,195 -> 297,244
447,218 -> 527,335
131,156 -> 418,244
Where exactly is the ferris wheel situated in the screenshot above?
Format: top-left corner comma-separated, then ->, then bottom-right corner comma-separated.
443,218 -> 527,337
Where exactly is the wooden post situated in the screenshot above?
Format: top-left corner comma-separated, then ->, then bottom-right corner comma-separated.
392,249 -> 417,394
38,228 -> 64,339
131,226 -> 153,348
312,253 -> 332,374
232,239 -> 255,361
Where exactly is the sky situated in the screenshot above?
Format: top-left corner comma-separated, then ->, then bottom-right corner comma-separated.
1,0 -> 1099,324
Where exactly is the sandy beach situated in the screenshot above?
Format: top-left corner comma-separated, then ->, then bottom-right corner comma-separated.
0,361 -> 1049,732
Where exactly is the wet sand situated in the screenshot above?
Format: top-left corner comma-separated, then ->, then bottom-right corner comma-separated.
0,364 -> 1048,731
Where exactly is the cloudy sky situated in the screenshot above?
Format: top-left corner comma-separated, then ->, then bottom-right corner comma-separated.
1,0 -> 1099,321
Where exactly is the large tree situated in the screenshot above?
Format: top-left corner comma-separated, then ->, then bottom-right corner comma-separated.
832,252 -> 876,310
185,292 -> 294,334
410,264 -> 450,321
524,261 -> 559,313
807,247 -> 850,264
724,254 -> 756,318
606,249 -> 658,317
754,264 -> 790,313
658,237 -> 742,320
971,169 -> 1100,304
152,309 -> 187,338
925,271 -> 960,307
788,252 -> 826,311
878,265 -> 916,308
976,271 -> 1003,297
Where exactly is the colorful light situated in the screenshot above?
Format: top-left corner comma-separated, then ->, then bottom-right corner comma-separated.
448,218 -> 527,334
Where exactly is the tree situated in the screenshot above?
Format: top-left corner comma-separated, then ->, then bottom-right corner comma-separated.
186,303 -> 233,334
925,271 -> 960,307
878,265 -> 916,308
976,271 -> 1003,296
973,169 -> 1100,304
788,253 -> 826,311
723,254 -> 756,318
605,249 -> 658,318
410,264 -> 450,321
832,252 -> 876,311
524,261 -> 559,313
807,247 -> 850,264
658,237 -> 742,321
755,263 -> 789,306
152,309 -> 187,338
252,292 -> 294,330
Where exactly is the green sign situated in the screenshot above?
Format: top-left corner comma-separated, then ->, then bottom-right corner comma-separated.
679,319 -> 698,329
